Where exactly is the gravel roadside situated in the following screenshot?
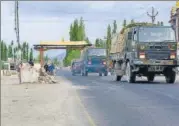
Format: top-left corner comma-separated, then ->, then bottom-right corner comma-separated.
1,75 -> 91,126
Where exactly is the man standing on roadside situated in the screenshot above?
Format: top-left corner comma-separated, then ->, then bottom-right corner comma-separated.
17,61 -> 22,84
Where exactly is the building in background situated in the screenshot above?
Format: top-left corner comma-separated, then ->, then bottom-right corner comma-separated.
169,0 -> 179,42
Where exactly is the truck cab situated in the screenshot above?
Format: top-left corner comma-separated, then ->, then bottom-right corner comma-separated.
80,47 -> 108,76
110,25 -> 178,83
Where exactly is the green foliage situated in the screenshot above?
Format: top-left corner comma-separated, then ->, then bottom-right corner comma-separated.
131,19 -> 135,24
85,37 -> 90,44
29,48 -> 33,60
161,21 -> 164,26
95,38 -> 105,48
106,24 -> 112,56
8,45 -> 13,58
44,55 -> 49,62
157,21 -> 164,26
1,41 -> 8,61
123,19 -> 127,27
64,17 -> 87,66
112,20 -> 117,35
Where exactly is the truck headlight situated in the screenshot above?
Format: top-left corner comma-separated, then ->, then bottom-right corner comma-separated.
139,52 -> 145,59
170,52 -> 176,59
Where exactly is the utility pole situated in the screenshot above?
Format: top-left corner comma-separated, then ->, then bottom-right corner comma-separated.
14,1 -> 21,62
147,7 -> 158,24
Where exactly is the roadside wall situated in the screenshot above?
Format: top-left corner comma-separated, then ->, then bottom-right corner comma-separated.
20,63 -> 40,83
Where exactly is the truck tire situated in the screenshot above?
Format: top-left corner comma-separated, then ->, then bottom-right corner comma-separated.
126,62 -> 136,83
147,74 -> 155,82
104,72 -> 108,76
84,70 -> 88,76
81,68 -> 84,76
165,70 -> 176,84
116,76 -> 122,81
72,72 -> 75,76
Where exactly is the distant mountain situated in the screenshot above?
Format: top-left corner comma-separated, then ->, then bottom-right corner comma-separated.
55,52 -> 66,61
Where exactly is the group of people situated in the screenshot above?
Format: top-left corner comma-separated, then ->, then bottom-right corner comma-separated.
44,62 -> 55,75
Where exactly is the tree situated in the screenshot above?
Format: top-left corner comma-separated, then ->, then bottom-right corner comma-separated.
131,19 -> 135,24
160,21 -> 164,26
26,42 -> 29,61
95,38 -> 100,47
22,42 -> 26,60
106,25 -> 112,56
85,37 -> 90,44
79,17 -> 86,40
44,55 -> 49,63
53,57 -> 59,66
8,45 -> 13,58
157,21 -> 160,26
64,17 -> 86,66
123,19 -> 127,27
1,41 -> 8,61
112,20 -> 117,36
29,48 -> 33,60
4,44 -> 7,61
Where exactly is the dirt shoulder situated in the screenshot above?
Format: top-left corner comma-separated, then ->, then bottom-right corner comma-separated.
1,75 -> 91,126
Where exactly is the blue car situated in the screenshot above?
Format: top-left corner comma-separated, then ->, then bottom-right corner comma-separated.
80,47 -> 108,76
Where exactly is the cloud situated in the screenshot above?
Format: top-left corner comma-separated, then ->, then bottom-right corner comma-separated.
1,1 -> 176,58
87,1 -> 116,11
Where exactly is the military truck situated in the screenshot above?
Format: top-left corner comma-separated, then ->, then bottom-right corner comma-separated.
80,47 -> 108,76
109,22 -> 178,83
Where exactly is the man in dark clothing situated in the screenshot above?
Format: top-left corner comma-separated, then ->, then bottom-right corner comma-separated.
44,63 -> 48,72
28,59 -> 34,66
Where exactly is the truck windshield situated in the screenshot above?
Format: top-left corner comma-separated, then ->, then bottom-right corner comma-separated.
138,27 -> 176,42
88,48 -> 106,56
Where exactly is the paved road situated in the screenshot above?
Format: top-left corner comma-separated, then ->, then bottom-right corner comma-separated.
57,68 -> 179,126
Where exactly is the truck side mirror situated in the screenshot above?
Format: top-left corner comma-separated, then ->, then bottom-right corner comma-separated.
128,32 -> 132,40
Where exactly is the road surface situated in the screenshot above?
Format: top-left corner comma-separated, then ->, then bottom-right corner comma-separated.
56,68 -> 179,126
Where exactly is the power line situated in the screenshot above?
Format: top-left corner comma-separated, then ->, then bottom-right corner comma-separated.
147,6 -> 158,24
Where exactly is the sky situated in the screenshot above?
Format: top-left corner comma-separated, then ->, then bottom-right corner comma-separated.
1,1 -> 176,57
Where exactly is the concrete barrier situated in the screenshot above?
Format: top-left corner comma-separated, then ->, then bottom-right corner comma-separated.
20,63 -> 40,83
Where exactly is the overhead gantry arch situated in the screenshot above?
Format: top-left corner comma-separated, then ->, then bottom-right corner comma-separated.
33,41 -> 92,66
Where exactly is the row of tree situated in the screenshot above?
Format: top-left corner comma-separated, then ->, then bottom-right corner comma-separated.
0,40 -> 33,62
63,17 -> 90,66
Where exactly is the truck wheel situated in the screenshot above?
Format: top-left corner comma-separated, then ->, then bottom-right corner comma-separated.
84,70 -> 88,76
147,74 -> 155,82
116,76 -> 122,81
126,62 -> 136,83
104,72 -> 108,76
81,69 -> 84,76
72,72 -> 75,76
165,71 -> 176,84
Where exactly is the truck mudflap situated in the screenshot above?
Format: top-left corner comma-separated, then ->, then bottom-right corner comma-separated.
133,59 -> 178,66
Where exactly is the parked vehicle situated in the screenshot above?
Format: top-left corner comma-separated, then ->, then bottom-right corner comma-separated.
80,47 -> 108,76
109,22 -> 178,83
71,60 -> 81,76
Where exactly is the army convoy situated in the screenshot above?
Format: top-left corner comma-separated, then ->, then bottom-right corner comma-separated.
70,22 -> 178,83
109,22 -> 178,83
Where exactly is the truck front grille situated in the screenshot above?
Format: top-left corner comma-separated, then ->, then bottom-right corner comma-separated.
146,51 -> 170,60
